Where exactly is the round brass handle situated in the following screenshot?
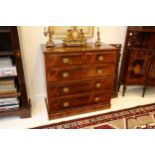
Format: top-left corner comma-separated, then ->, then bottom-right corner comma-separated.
97,69 -> 102,74
63,87 -> 70,93
63,102 -> 69,107
96,83 -> 101,88
62,72 -> 69,78
94,97 -> 100,102
98,56 -> 105,61
62,58 -> 69,64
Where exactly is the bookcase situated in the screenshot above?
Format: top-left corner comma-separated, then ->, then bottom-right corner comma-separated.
119,26 -> 155,97
0,26 -> 31,118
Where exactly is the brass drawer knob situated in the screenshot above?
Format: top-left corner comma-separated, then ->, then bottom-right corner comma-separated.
97,69 -> 103,74
62,58 -> 69,64
62,72 -> 69,78
63,87 -> 70,93
94,97 -> 100,102
98,56 -> 105,61
96,83 -> 101,88
63,102 -> 69,107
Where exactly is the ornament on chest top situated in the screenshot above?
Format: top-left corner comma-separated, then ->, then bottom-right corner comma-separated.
44,26 -> 55,47
63,26 -> 87,47
43,26 -> 102,47
95,27 -> 102,46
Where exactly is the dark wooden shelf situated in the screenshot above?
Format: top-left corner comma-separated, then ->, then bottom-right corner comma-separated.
0,75 -> 17,80
127,47 -> 155,51
0,29 -> 10,33
128,27 -> 155,33
0,51 -> 14,56
0,92 -> 21,99
127,47 -> 147,50
0,105 -> 31,118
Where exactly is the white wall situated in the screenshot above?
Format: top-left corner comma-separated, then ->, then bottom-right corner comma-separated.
18,26 -> 127,104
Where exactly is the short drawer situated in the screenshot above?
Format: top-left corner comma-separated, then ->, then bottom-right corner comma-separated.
45,53 -> 83,68
46,64 -> 114,82
86,64 -> 114,78
48,78 -> 113,97
49,91 -> 111,112
86,51 -> 117,64
46,66 -> 84,82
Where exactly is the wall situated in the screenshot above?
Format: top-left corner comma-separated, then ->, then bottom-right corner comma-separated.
18,26 -> 127,104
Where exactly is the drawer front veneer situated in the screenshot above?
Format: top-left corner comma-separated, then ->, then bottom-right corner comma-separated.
49,91 -> 111,112
45,53 -> 83,68
46,64 -> 114,82
48,78 -> 113,97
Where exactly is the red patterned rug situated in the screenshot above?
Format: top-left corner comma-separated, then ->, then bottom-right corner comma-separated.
33,103 -> 155,129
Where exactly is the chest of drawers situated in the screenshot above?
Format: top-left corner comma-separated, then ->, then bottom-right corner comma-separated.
43,43 -> 120,119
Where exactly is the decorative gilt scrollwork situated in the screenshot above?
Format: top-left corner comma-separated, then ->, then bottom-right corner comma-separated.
44,26 -> 55,47
63,26 -> 87,47
95,27 -> 101,46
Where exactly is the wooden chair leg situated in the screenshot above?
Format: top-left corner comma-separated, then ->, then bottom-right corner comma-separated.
142,87 -> 147,97
122,85 -> 126,97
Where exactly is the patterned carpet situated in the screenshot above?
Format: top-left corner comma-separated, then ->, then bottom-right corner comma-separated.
33,103 -> 155,129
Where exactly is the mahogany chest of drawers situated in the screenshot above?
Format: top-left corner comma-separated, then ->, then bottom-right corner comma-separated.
43,43 -> 120,119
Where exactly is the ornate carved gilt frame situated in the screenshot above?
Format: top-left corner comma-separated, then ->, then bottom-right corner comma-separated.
53,26 -> 94,39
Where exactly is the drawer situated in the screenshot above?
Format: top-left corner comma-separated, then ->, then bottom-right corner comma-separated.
48,78 -> 113,97
86,51 -> 116,64
47,66 -> 84,82
45,53 -> 83,68
46,64 -> 114,82
87,65 -> 114,78
49,91 -> 111,112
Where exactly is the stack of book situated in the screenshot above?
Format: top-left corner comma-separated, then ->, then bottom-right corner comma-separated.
0,57 -> 17,77
0,80 -> 16,95
0,98 -> 19,112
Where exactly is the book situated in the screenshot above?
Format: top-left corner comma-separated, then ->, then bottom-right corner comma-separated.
0,85 -> 16,94
0,57 -> 12,67
0,104 -> 19,112
0,66 -> 17,77
0,80 -> 14,85
0,98 -> 19,105
0,80 -> 16,95
0,97 -> 19,112
0,102 -> 19,106
0,103 -> 19,107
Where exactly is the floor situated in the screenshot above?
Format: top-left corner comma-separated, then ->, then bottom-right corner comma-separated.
0,86 -> 155,129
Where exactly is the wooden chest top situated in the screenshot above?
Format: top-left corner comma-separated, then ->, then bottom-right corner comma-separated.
42,43 -> 118,54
